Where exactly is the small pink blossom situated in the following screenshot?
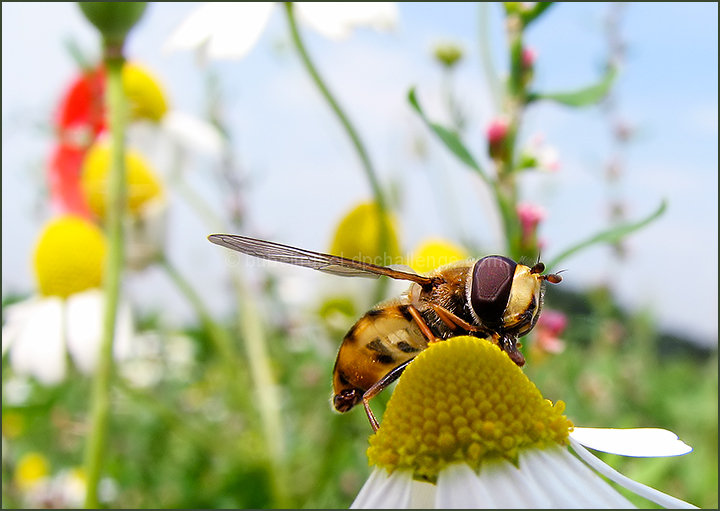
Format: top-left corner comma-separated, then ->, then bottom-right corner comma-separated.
486,117 -> 510,160
522,46 -> 537,69
517,202 -> 545,236
534,309 -> 567,355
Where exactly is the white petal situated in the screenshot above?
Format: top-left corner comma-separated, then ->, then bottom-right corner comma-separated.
296,2 -> 398,40
408,478 -> 436,508
570,427 -> 693,457
112,300 -> 134,362
164,2 -> 275,60
523,446 -> 635,508
66,289 -> 104,374
161,111 -> 225,156
2,297 -> 39,355
8,297 -> 66,385
436,462 -> 495,508
66,291 -> 135,374
351,468 -> 413,508
569,437 -> 698,509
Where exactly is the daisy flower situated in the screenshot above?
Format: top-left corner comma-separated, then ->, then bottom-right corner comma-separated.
410,238 -> 469,275
2,216 -> 133,385
352,336 -> 696,508
80,138 -> 168,271
48,62 -> 223,218
329,201 -> 401,267
163,2 -> 398,60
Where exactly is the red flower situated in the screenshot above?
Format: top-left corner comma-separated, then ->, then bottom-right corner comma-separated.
48,144 -> 91,217
55,66 -> 107,138
48,66 -> 108,217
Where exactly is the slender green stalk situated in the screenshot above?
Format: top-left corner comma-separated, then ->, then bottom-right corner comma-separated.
283,2 -> 389,300
493,12 -> 528,260
83,55 -> 126,509
232,272 -> 288,506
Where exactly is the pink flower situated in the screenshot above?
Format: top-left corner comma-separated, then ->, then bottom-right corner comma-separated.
486,117 -> 510,161
534,309 -> 567,355
522,46 -> 537,69
517,201 -> 545,236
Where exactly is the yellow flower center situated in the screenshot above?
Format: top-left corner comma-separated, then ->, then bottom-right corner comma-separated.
33,216 -> 107,298
15,452 -> 50,491
410,238 -> 469,275
81,141 -> 164,219
122,62 -> 169,122
367,336 -> 573,482
330,202 -> 401,265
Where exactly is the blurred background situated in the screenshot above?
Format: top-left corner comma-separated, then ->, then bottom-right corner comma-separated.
2,2 -> 717,508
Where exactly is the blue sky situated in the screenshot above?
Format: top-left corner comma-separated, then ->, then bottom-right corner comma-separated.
2,3 -> 717,345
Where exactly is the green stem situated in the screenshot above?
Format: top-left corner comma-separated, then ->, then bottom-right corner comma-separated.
231,272 -> 288,506
83,54 -> 126,509
493,13 -> 527,259
284,2 -> 389,301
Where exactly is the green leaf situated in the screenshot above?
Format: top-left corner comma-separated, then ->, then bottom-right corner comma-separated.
407,87 -> 489,182
547,199 -> 668,270
528,66 -> 617,107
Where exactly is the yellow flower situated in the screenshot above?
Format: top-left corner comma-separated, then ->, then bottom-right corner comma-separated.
330,202 -> 401,266
122,62 -> 169,122
15,452 -> 50,491
33,216 -> 106,298
81,140 -> 164,219
409,238 -> 468,275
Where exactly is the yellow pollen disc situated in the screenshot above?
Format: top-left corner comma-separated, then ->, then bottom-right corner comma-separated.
122,62 -> 169,122
33,216 -> 107,298
410,238 -> 469,275
81,141 -> 164,219
367,336 -> 573,482
329,202 -> 401,265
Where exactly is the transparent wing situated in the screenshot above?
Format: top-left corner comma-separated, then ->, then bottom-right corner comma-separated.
208,234 -> 433,285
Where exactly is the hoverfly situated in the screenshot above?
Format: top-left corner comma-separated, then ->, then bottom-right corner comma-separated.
208,234 -> 562,431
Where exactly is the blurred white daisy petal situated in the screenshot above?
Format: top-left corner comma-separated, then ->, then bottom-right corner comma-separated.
296,2 -> 398,40
66,290 -> 134,374
4,297 -> 66,385
164,2 -> 398,60
164,2 -> 275,59
570,427 -> 693,457
161,110 -> 225,156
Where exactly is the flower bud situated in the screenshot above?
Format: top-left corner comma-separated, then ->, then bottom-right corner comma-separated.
78,2 -> 147,48
486,117 -> 510,161
432,42 -> 464,69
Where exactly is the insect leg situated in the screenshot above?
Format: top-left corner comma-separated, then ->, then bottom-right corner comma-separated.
405,304 -> 440,343
426,303 -> 481,332
362,358 -> 414,432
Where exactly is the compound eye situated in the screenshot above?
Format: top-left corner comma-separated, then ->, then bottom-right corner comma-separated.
470,256 -> 517,326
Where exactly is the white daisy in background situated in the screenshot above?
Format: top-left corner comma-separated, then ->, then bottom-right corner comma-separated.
163,2 -> 398,60
351,337 -> 696,509
121,61 -> 225,158
2,216 -> 133,385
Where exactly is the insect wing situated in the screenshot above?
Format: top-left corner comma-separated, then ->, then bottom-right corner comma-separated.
208,234 -> 433,285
